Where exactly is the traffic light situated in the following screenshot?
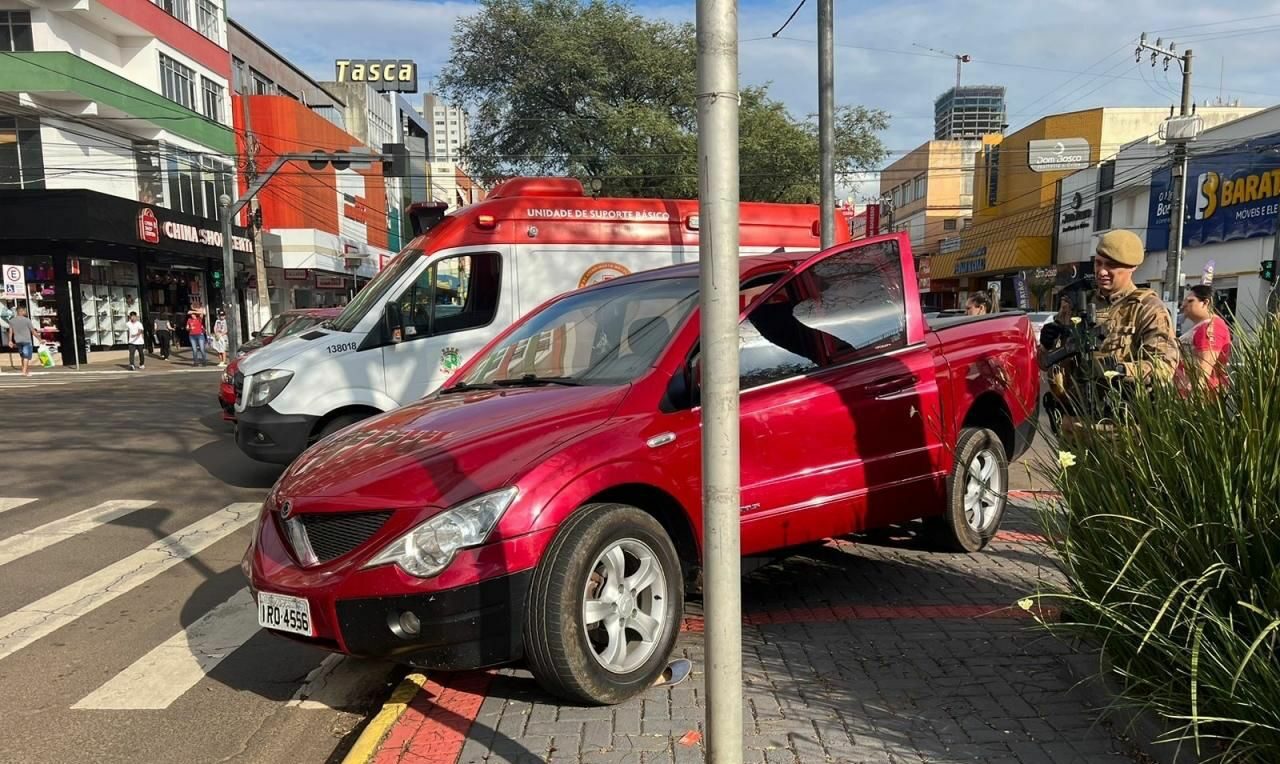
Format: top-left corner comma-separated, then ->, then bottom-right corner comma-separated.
212,270 -> 224,289
1261,259 -> 1276,283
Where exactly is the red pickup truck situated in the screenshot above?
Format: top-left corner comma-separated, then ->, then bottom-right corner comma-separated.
243,233 -> 1039,705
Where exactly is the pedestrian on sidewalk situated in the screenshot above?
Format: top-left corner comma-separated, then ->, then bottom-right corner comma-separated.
187,309 -> 208,367
153,314 -> 172,360
6,303 -> 36,377
211,309 -> 229,367
1175,284 -> 1232,393
126,311 -> 146,371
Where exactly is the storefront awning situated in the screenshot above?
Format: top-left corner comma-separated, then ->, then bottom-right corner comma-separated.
929,235 -> 1051,279
0,189 -> 253,261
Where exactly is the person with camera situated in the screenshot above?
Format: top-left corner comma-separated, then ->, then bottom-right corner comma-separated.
1044,230 -> 1179,430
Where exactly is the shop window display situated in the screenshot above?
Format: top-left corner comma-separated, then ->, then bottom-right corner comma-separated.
23,257 -> 61,352
81,260 -> 140,349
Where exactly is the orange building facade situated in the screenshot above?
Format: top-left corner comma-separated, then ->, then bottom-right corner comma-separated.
233,94 -> 392,314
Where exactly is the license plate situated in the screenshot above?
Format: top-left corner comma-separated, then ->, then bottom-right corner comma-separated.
257,591 -> 313,636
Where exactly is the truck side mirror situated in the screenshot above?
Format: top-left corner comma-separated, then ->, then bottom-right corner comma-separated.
384,302 -> 404,344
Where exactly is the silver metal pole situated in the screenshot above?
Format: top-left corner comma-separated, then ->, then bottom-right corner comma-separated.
219,201 -> 241,357
695,0 -> 742,758
818,0 -> 836,248
67,280 -> 79,369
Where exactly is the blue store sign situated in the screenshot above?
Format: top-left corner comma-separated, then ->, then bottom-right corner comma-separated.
1148,134 -> 1280,251
955,246 -> 987,275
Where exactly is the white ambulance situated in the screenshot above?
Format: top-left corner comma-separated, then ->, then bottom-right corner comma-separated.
234,177 -> 848,463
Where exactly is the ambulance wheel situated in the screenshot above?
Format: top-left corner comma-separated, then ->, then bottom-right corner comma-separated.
315,412 -> 367,442
929,427 -> 1008,553
524,503 -> 683,705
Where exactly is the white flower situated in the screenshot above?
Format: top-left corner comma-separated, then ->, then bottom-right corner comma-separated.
1103,370 -> 1120,380
1058,450 -> 1077,469
1017,597 -> 1034,611
1071,316 -> 1082,325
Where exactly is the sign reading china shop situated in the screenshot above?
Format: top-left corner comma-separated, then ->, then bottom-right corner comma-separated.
137,208 -> 160,244
136,208 -> 253,254
1148,134 -> 1280,250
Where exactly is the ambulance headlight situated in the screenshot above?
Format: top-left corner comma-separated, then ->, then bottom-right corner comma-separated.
248,369 -> 294,407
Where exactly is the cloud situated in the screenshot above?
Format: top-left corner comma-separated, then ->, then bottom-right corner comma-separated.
234,0 -> 1280,197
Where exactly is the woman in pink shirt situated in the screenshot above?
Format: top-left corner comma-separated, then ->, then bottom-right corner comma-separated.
1175,285 -> 1232,392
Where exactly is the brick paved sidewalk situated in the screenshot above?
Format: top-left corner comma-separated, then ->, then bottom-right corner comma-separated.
372,501 -> 1136,764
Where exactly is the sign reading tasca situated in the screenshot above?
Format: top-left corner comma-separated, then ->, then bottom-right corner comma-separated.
1148,134 -> 1280,250
334,60 -> 417,92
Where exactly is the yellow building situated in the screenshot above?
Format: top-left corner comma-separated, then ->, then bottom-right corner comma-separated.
929,106 -> 1255,306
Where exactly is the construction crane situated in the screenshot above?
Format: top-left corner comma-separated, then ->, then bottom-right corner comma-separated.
913,43 -> 971,93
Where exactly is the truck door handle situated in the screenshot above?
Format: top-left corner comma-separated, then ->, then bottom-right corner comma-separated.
867,373 -> 916,398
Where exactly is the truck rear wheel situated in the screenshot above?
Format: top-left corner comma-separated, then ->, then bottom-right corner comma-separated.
929,427 -> 1008,552
524,503 -> 683,705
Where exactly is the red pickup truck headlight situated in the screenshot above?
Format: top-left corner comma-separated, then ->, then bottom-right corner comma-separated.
363,487 -> 518,578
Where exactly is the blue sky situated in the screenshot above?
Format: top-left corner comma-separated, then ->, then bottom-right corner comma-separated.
233,0 -> 1280,198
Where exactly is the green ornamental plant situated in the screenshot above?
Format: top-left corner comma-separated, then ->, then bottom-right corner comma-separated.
1026,316 -> 1280,762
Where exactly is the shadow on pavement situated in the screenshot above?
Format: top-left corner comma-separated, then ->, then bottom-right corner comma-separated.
191,438 -> 284,490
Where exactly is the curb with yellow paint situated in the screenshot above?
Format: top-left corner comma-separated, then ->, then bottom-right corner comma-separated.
341,672 -> 426,764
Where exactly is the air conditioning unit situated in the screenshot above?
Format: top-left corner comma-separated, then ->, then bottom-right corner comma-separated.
1161,115 -> 1204,143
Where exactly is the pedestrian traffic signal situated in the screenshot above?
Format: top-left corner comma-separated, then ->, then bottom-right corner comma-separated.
1261,259 -> 1276,283
212,270 -> 224,288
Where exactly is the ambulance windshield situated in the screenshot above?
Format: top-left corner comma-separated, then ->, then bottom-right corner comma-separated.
456,277 -> 697,387
329,247 -> 424,333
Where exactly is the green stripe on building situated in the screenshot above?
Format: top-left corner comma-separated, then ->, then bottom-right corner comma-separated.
0,51 -> 234,152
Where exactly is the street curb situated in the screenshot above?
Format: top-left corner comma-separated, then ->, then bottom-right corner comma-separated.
340,672 -> 426,764
1060,649 -> 1201,764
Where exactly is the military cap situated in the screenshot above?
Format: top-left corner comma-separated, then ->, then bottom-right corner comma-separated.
1095,229 -> 1145,267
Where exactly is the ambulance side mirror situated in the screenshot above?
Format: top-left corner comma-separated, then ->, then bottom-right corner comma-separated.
384,302 -> 404,344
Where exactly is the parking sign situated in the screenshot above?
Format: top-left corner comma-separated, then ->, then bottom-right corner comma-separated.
2,263 -> 25,298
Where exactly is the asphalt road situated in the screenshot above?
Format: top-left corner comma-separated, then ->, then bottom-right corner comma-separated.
0,369 -> 398,764
0,364 -> 1056,764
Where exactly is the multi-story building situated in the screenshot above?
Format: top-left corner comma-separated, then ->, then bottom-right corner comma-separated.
318,81 -> 431,250
423,92 -> 467,164
879,138 -> 998,304
418,92 -> 481,208
229,19 -> 391,320
934,86 -> 1007,140
228,20 -> 346,130
1057,105 -> 1275,328
928,105 -> 1258,308
0,0 -> 253,361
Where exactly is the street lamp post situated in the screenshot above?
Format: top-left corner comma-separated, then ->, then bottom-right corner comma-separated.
218,194 -> 241,357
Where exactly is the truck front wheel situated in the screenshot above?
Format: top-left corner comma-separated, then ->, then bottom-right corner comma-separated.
524,503 -> 683,705
929,427 -> 1009,552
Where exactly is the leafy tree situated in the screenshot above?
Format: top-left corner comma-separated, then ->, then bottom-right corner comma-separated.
439,0 -> 889,202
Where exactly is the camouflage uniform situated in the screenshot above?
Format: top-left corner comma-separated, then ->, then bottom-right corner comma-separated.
1088,282 -> 1180,384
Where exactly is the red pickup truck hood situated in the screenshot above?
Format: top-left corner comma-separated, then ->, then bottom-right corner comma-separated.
276,385 -> 628,508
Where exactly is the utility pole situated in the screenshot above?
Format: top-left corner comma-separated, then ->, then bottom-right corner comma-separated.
238,91 -> 271,337
818,0 -> 835,247
695,0 -> 742,758
1137,34 -> 1197,304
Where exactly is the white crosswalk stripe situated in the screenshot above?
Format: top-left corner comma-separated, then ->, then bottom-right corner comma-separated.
73,589 -> 260,710
0,497 -> 390,714
0,500 -> 153,568
0,498 -> 37,515
0,502 -> 259,663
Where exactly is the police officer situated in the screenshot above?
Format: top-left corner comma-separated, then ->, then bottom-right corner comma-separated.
1089,229 -> 1180,385
1056,230 -> 1180,428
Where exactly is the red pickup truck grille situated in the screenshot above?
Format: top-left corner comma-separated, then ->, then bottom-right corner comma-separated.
296,511 -> 393,563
